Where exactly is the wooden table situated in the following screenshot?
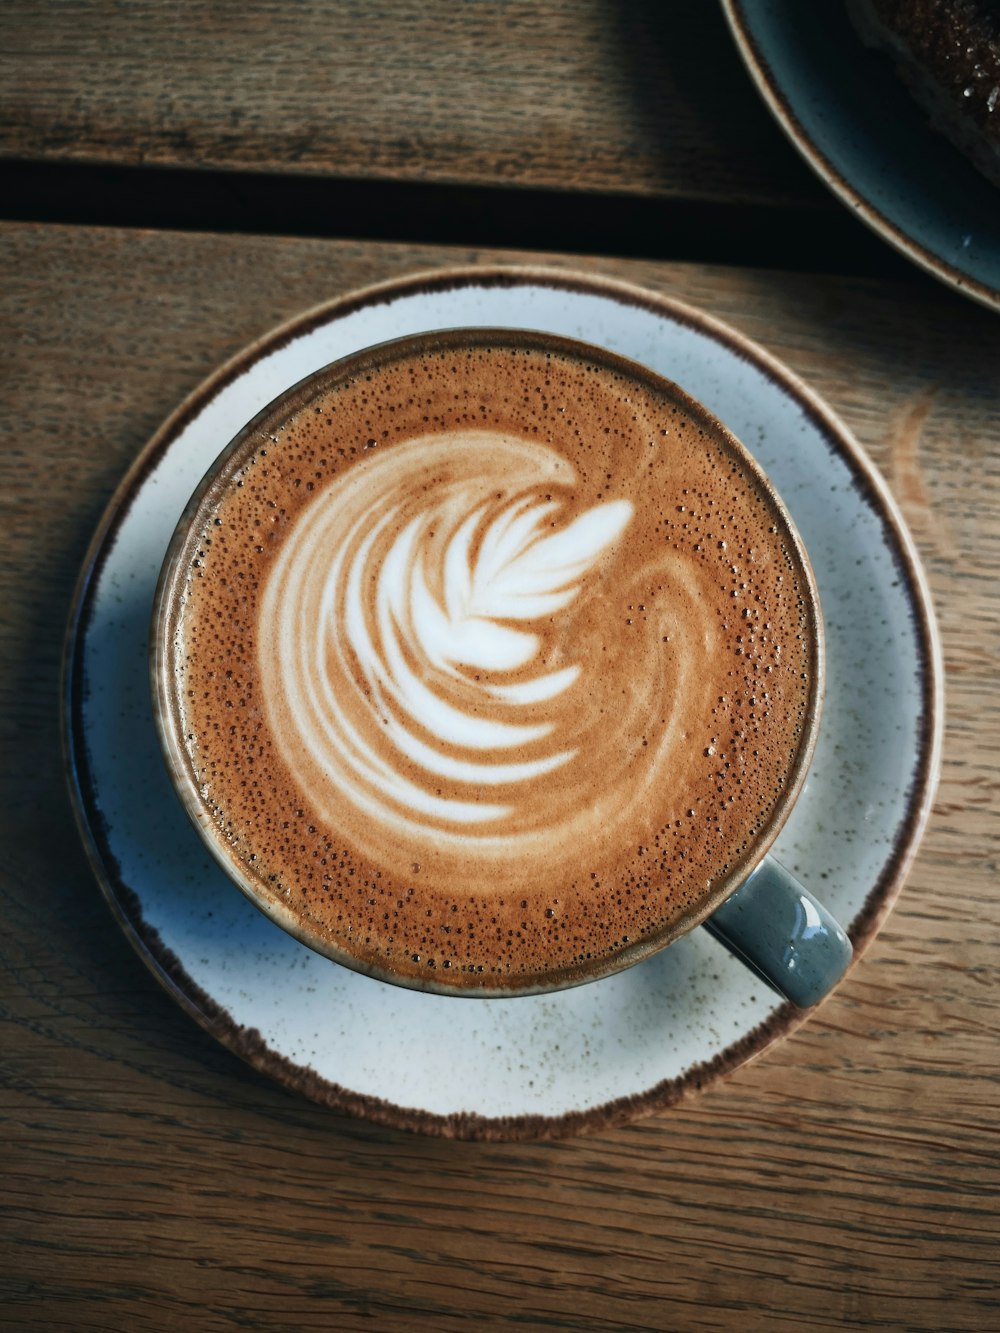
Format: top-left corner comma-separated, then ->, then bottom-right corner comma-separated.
2,4 -> 998,1329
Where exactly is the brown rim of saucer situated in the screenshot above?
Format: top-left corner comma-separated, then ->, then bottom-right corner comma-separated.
149,325 -> 825,999
62,264 -> 943,1141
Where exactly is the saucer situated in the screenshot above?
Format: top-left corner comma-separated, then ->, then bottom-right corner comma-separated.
64,266 -> 941,1139
723,1 -> 1000,313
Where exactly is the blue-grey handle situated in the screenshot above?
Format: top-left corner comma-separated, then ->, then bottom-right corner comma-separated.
703,857 -> 853,1008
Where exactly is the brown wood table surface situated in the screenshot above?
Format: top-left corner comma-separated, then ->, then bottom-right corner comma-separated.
1,0 -> 820,204
2,1 -> 999,1330
3,223 -> 999,1331
3,0 -> 912,281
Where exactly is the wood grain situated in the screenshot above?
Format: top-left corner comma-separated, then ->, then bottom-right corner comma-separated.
1,222 -> 998,1331
0,0 -> 827,210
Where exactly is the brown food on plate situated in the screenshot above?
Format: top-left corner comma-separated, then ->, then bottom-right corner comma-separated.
847,0 -> 1000,186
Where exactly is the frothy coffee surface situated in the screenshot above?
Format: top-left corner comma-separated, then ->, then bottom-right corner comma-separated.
166,334 -> 817,993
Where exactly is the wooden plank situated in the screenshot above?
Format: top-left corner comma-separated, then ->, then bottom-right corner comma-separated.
0,0 -> 826,209
1,222 -> 998,1331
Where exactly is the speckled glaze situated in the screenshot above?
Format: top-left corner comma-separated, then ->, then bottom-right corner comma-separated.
723,0 -> 1000,312
63,267 -> 942,1139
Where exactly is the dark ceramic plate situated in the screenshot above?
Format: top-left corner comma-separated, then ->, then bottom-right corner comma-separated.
723,0 -> 1000,311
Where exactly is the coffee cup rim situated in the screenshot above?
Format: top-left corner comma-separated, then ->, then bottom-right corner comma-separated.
150,326 -> 824,997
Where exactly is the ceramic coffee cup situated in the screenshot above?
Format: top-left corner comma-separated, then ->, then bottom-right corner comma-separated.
151,328 -> 852,1007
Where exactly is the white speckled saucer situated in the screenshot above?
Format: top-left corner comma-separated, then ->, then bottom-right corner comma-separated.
64,267 -> 941,1139
722,1 -> 1000,312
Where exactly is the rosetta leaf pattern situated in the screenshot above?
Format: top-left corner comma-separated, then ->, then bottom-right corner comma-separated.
424,497 -> 633,676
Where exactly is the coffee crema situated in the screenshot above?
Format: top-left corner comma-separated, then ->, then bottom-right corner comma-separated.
156,331 -> 820,994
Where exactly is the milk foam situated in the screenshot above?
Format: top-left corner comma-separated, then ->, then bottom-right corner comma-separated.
260,432 -> 633,835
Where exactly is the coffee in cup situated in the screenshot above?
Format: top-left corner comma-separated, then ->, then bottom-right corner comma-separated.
153,329 -> 833,998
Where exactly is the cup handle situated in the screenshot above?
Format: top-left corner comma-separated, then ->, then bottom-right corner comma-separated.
702,856 -> 853,1008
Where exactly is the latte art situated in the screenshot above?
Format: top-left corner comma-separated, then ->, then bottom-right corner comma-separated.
161,333 -> 819,993
262,432 -> 634,839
